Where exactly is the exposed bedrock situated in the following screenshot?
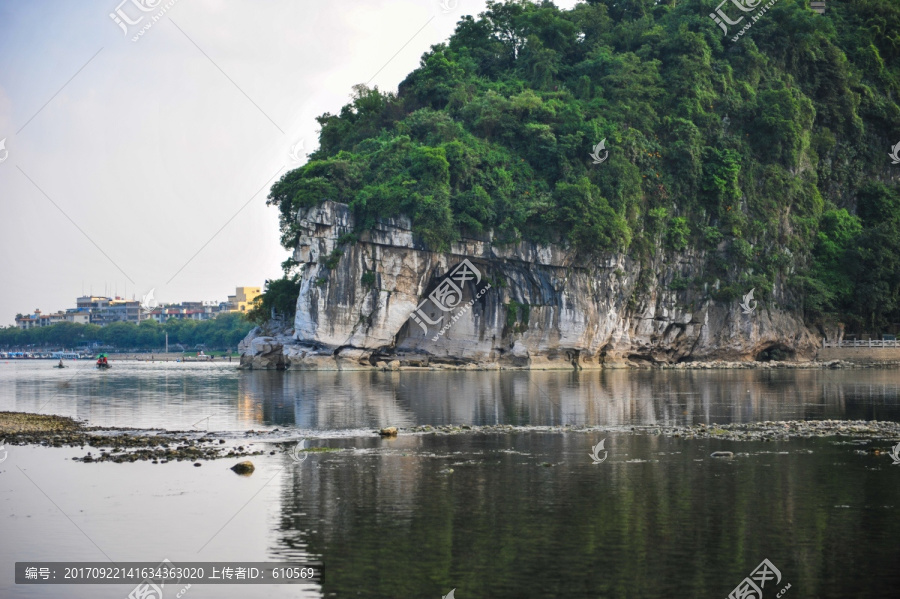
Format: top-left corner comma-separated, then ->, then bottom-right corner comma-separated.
240,201 -> 818,370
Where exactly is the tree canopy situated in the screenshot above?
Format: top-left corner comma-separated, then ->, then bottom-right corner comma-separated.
266,0 -> 900,333
0,313 -> 253,351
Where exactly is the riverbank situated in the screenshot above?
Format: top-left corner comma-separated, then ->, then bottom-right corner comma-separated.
245,358 -> 896,371
106,353 -> 238,362
0,353 -> 239,363
659,359 -> 899,369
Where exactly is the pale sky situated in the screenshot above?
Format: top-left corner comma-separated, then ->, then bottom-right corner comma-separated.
0,0 -> 580,325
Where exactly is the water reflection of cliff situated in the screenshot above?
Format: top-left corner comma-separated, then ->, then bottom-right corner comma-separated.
236,369 -> 900,429
268,434 -> 900,599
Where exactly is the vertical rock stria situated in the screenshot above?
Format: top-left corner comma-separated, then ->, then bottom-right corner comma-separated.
240,201 -> 817,369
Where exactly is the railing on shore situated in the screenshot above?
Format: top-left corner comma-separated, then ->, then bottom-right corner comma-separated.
823,339 -> 899,348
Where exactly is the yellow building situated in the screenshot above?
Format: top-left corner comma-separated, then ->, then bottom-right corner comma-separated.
226,286 -> 262,313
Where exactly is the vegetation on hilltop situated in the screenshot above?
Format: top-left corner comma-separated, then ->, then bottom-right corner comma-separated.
266,0 -> 900,333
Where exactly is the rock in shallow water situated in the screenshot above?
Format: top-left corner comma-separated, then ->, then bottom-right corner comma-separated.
230,461 -> 255,475
379,427 -> 398,437
710,451 -> 734,458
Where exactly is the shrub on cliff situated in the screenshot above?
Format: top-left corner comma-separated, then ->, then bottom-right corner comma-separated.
247,277 -> 302,325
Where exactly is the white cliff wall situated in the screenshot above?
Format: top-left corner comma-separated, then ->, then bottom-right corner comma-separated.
240,201 -> 819,369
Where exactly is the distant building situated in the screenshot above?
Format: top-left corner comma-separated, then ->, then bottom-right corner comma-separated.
65,310 -> 91,325
15,311 -> 42,330
146,303 -> 221,323
15,309 -> 85,330
17,296 -> 142,327
226,287 -> 262,313
15,289 -> 251,328
76,296 -> 141,325
811,1 -> 825,14
76,296 -> 110,310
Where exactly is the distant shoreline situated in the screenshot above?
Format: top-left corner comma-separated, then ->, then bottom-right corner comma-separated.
1,353 -> 238,363
4,356 -> 898,369
105,353 -> 237,362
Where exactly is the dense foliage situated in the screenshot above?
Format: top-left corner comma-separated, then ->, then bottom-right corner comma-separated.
266,0 -> 900,333
0,313 -> 253,351
247,276 -> 303,325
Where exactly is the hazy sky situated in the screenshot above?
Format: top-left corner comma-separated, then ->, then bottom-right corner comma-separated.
0,0 -> 580,326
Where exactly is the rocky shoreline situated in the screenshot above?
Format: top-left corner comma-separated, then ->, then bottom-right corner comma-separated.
654,419 -> 900,442
399,419 -> 900,442
238,324 -> 897,372
0,411 -> 266,465
5,412 -> 899,466
658,359 -> 897,370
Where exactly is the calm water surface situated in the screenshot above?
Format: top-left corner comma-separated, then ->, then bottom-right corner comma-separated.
1,361 -> 899,598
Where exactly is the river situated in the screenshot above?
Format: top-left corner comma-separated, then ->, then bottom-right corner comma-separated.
1,361 -> 899,598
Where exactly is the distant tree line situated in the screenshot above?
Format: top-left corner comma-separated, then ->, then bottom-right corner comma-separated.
0,313 -> 253,351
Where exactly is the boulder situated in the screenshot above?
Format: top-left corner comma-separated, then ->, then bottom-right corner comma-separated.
230,461 -> 255,475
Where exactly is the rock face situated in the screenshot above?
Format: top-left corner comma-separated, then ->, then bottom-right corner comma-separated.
240,201 -> 819,370
238,320 -> 293,370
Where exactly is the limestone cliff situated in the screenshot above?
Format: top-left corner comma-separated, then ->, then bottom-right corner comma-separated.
240,201 -> 820,369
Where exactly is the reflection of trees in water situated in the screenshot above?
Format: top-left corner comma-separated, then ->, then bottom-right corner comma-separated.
267,434 -> 900,599
234,369 -> 900,429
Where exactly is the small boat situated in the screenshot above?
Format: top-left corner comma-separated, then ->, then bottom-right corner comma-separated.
96,353 -> 111,369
